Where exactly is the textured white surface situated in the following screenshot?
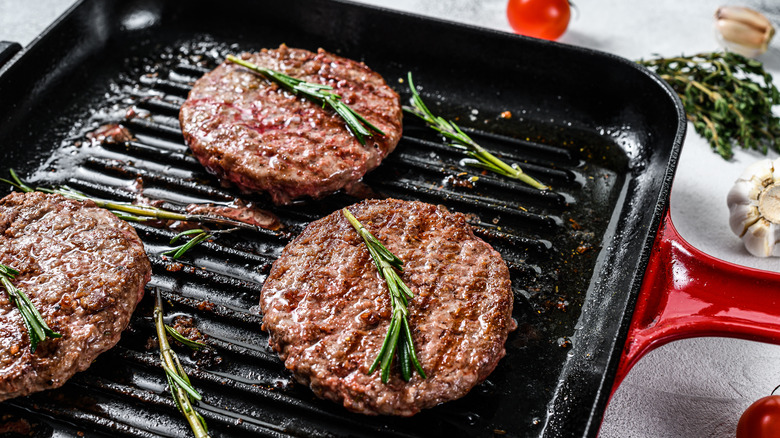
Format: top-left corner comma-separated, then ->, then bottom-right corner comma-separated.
0,0 -> 76,47
3,1 -> 780,437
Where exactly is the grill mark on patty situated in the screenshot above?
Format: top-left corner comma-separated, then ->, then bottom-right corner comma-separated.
180,44 -> 402,205
260,199 -> 514,416
0,192 -> 151,401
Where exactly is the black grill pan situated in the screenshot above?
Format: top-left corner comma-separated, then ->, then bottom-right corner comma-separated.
0,0 -> 685,436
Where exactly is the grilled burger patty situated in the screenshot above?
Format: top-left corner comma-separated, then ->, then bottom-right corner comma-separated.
179,45 -> 403,205
260,199 -> 515,416
0,192 -> 151,401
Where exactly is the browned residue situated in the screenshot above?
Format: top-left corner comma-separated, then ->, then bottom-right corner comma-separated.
187,199 -> 281,231
125,177 -> 282,231
576,243 -> 591,254
0,416 -> 33,435
443,174 -> 475,189
172,315 -> 207,345
197,300 -> 215,311
86,123 -> 135,146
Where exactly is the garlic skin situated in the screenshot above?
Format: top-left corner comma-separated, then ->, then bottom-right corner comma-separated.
727,158 -> 780,257
715,6 -> 775,58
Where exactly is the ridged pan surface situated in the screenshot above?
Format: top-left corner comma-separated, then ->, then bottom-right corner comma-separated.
0,0 -> 684,436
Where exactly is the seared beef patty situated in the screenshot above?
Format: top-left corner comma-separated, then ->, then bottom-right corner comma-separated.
260,199 -> 515,416
0,192 -> 151,401
179,45 -> 403,205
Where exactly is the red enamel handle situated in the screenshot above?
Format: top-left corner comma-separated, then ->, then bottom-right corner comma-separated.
614,209 -> 780,389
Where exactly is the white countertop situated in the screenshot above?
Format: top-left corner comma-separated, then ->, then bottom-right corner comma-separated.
3,0 -> 780,436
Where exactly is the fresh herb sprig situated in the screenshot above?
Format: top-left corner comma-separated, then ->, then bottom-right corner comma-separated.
639,52 -> 780,159
164,324 -> 206,351
154,291 -> 209,438
0,169 -> 258,234
1,170 -> 257,231
162,228 -> 239,260
163,229 -> 214,260
404,73 -> 549,190
0,264 -> 61,352
342,208 -> 426,383
226,54 -> 385,145
1,170 -> 258,260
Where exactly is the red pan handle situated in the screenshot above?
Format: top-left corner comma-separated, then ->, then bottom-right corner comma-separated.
613,208 -> 780,389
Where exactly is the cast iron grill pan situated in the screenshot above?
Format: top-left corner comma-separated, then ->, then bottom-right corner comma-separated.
0,1 -> 684,436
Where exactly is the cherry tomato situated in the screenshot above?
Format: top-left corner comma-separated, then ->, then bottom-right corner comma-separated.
737,395 -> 780,438
506,0 -> 571,41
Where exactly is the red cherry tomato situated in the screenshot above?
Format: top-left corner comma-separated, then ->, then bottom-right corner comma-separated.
737,395 -> 780,438
506,0 -> 571,41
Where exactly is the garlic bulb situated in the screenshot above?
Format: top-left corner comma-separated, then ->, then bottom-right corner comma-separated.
715,6 -> 775,58
727,158 -> 780,257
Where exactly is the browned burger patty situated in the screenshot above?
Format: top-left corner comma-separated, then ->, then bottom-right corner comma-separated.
260,199 -> 515,416
179,45 -> 403,205
0,191 -> 151,401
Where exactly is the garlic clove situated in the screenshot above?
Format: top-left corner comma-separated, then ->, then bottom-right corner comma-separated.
719,16 -> 769,48
772,225 -> 780,257
729,202 -> 760,237
715,6 -> 775,58
727,157 -> 780,257
743,218 -> 775,257
727,179 -> 758,205
739,156 -> 775,182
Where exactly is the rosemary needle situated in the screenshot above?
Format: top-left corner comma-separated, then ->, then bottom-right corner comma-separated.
225,54 -> 385,145
164,324 -> 206,351
155,290 -> 209,438
0,264 -> 61,352
162,227 -> 242,260
404,72 -> 549,190
342,208 -> 426,383
162,229 -> 214,260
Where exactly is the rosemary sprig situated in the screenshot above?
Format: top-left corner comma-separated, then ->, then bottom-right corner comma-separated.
154,290 -> 209,438
162,229 -> 214,260
164,324 -> 206,351
226,55 -> 385,145
342,208 -> 426,383
639,52 -> 780,159
2,170 -> 260,261
403,73 -> 549,190
162,228 -> 241,260
1,170 -> 260,232
0,264 -> 61,352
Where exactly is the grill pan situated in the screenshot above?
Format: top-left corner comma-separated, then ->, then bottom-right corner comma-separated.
0,0 -> 685,436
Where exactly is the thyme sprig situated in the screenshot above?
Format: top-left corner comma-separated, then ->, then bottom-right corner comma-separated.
0,264 -> 61,352
154,290 -> 209,438
404,73 -> 549,190
226,54 -> 385,145
639,52 -> 780,159
342,208 -> 426,383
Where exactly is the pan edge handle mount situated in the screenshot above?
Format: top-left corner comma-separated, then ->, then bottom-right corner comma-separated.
0,41 -> 22,69
613,208 -> 780,389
